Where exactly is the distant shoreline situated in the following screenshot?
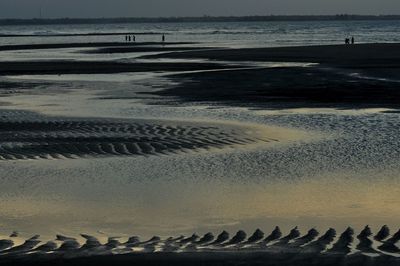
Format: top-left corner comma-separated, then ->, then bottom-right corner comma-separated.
1,15 -> 400,26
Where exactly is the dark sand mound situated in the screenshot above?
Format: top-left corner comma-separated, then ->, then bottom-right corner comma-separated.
0,42 -> 195,52
0,61 -> 235,75
138,44 -> 400,108
0,80 -> 51,96
0,226 -> 399,266
83,46 -> 215,54
144,43 -> 400,68
357,226 -> 377,253
152,67 -> 400,108
0,113 -> 270,160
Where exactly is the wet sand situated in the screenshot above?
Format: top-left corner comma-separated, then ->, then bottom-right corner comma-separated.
1,42 -> 400,265
141,43 -> 400,108
3,42 -> 399,68
155,67 -> 400,108
83,46 -> 215,54
1,43 -> 400,107
0,61 -> 235,75
0,113 -> 280,160
144,43 -> 400,68
0,42 -> 196,51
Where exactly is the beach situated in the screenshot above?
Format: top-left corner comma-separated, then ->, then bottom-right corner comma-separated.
0,33 -> 400,265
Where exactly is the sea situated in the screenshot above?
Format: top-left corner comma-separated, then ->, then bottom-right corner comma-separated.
1,20 -> 400,47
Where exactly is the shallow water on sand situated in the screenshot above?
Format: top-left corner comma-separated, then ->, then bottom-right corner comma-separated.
0,72 -> 399,241
2,20 -> 400,47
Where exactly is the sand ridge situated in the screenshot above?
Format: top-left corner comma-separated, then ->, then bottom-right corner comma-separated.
0,226 -> 399,266
0,111 -> 297,161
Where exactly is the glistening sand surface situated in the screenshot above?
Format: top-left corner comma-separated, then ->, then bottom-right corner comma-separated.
0,78 -> 312,239
0,43 -> 399,244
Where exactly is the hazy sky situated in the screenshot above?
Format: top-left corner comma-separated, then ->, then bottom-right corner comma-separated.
1,0 -> 399,19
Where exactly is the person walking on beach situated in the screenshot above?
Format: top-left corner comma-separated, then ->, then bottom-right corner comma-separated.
162,34 -> 165,43
351,36 -> 355,45
133,35 -> 136,42
128,35 -> 131,42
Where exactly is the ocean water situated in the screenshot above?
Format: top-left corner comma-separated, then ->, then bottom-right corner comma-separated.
1,20 -> 400,47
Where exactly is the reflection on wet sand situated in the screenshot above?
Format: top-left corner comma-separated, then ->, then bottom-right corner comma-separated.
0,43 -> 399,264
1,169 -> 399,241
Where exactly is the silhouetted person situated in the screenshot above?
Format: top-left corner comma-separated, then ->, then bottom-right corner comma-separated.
133,35 -> 136,42
351,36 -> 355,44
162,34 -> 165,43
345,38 -> 350,45
125,35 -> 128,42
128,35 -> 131,42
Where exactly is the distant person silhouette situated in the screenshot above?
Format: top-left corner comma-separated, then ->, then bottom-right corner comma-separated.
133,35 -> 136,42
125,35 -> 128,42
345,38 -> 350,45
351,37 -> 355,44
128,35 -> 131,42
162,34 -> 165,43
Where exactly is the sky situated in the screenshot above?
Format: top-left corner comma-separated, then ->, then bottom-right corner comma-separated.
0,0 -> 399,19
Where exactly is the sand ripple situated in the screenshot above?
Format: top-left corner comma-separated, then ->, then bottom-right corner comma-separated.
0,226 -> 399,265
0,113 -> 270,160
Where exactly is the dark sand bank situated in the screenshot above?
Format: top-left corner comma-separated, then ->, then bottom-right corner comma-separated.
141,43 -> 400,108
0,81 -> 49,94
152,67 -> 400,108
0,42 -> 195,52
144,43 -> 400,69
83,46 -> 217,54
0,61 -> 234,75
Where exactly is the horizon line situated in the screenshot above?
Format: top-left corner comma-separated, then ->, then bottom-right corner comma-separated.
1,14 -> 400,26
2,14 -> 400,20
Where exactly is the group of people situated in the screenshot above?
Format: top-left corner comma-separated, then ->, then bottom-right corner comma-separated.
345,36 -> 355,45
124,34 -> 166,43
125,35 -> 136,42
